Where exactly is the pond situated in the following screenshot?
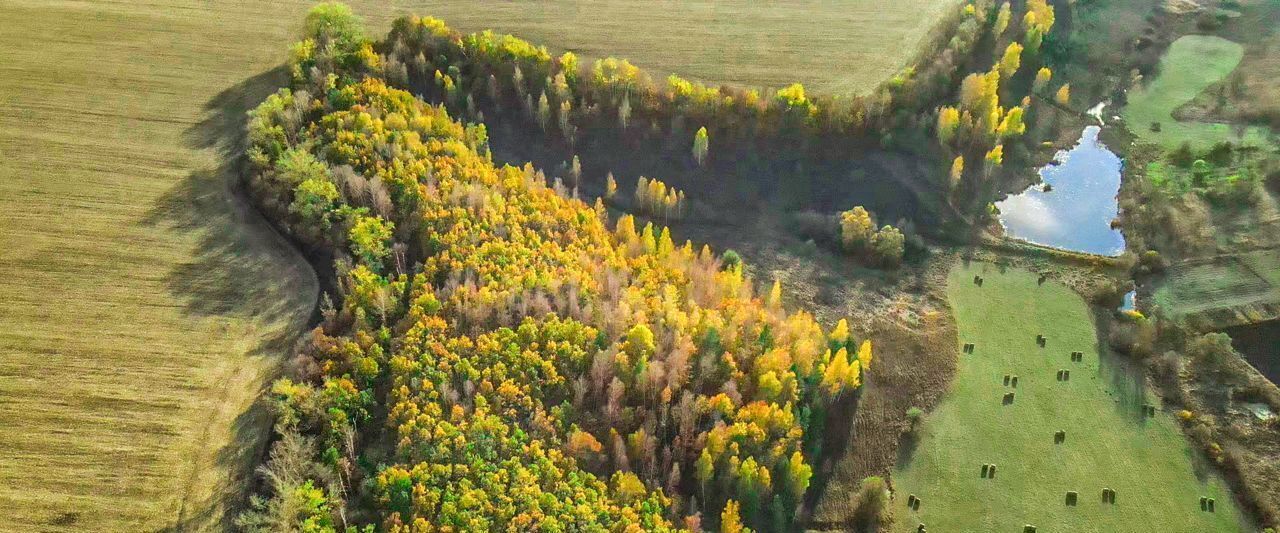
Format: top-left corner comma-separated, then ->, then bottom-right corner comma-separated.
996,125 -> 1126,256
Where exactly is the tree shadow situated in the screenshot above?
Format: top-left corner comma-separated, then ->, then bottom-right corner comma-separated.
142,65 -> 316,353
139,65 -> 318,531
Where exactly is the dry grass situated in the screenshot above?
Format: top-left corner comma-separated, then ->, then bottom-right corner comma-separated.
0,1 -> 437,529
808,307 -> 959,529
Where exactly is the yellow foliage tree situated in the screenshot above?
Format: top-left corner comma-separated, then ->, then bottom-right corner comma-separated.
950,155 -> 965,189
999,42 -> 1023,78
722,500 -> 746,533
995,2 -> 1012,35
985,144 -> 1005,166
605,172 -> 618,199
937,106 -> 960,144
1033,67 -> 1053,94
840,206 -> 875,250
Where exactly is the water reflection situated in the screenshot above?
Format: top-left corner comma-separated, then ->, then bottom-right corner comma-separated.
997,126 -> 1126,256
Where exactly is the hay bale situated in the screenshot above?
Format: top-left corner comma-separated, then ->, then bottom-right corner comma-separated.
1200,497 -> 1208,511
1004,375 -> 1011,386
1012,376 -> 1019,388
1208,498 -> 1215,512
988,464 -> 996,478
1024,526 -> 1037,533
917,525 -> 927,533
913,497 -> 921,511
1064,370 -> 1071,381
1055,430 -> 1066,444
1066,491 -> 1078,506
1003,392 -> 1015,405
1056,370 -> 1064,381
908,494 -> 917,507
981,464 -> 989,478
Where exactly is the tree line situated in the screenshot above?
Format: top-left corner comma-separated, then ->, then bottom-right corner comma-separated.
363,0 -> 1041,230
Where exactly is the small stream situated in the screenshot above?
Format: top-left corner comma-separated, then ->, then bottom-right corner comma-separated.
996,125 -> 1126,256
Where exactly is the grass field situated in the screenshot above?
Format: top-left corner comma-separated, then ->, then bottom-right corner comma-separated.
1122,35 -> 1272,149
381,0 -> 958,95
890,262 -> 1244,532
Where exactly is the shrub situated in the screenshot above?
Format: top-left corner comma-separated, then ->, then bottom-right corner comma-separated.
851,476 -> 891,531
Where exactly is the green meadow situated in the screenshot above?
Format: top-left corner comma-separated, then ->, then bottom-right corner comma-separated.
1123,35 -> 1272,149
890,262 -> 1244,532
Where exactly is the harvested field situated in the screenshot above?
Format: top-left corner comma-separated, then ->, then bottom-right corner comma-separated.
0,0 -> 457,529
376,0 -> 960,95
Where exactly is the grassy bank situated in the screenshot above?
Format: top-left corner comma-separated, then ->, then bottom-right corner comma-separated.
889,261 -> 1244,532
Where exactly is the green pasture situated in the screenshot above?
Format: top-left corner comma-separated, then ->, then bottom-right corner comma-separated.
890,262 -> 1244,532
1122,35 -> 1271,149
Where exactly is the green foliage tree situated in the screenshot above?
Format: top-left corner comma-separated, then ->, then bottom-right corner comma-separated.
870,225 -> 905,266
290,178 -> 341,229
347,216 -> 393,271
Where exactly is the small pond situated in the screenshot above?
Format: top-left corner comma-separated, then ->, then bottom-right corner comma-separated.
996,125 -> 1126,256
1120,290 -> 1136,312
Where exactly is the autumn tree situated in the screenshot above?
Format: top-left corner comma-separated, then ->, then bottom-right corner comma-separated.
840,207 -> 875,250
1033,67 -> 1053,94
998,42 -> 1023,78
605,172 -> 618,199
994,2 -> 1012,35
693,126 -> 710,167
1055,84 -> 1071,107
870,226 -> 905,266
949,155 -> 965,190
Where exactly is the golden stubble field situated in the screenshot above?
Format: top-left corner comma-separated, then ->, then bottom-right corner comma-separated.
0,0 -> 953,529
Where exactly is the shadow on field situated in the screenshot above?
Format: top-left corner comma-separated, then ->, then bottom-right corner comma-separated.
143,65 -> 314,354
141,65 -> 318,531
